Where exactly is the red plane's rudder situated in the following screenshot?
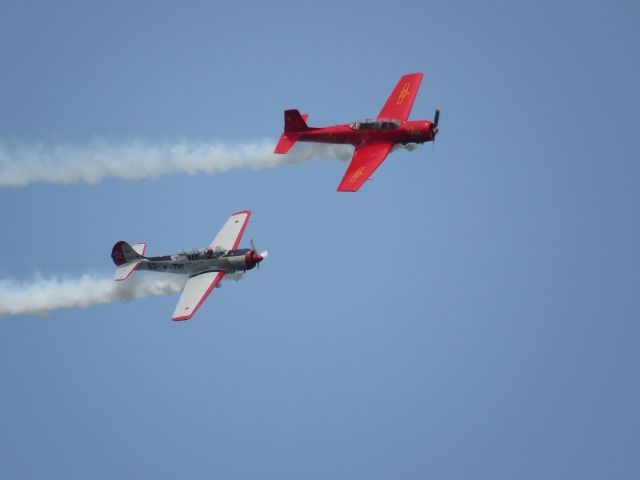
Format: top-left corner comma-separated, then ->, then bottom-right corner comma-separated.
284,109 -> 309,133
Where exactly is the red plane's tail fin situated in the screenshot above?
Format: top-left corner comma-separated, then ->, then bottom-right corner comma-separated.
283,109 -> 309,133
274,109 -> 309,154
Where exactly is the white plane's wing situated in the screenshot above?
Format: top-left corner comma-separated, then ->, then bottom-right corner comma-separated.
172,271 -> 225,321
208,210 -> 251,251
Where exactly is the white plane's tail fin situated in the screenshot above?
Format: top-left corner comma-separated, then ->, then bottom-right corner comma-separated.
111,241 -> 147,281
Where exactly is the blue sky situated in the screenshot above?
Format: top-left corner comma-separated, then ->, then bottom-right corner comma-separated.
1,1 -> 639,478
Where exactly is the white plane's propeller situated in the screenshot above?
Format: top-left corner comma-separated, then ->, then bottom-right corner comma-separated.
250,238 -> 268,269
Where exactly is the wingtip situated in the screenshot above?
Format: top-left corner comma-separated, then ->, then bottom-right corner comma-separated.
336,185 -> 359,193
230,209 -> 251,217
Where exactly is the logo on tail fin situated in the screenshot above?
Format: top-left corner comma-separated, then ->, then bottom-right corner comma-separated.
112,246 -> 125,265
111,241 -> 144,266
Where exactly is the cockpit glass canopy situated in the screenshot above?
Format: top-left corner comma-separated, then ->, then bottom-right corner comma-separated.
350,118 -> 401,131
171,248 -> 225,262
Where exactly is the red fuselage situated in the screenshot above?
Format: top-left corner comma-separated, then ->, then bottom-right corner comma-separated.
274,73 -> 439,191
294,119 -> 436,147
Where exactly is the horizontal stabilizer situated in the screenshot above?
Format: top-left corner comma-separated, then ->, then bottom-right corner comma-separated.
114,261 -> 142,281
274,133 -> 298,154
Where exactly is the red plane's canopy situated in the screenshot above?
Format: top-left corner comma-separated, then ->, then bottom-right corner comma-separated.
350,119 -> 401,131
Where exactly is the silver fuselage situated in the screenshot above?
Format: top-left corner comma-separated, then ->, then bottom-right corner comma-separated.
136,248 -> 256,276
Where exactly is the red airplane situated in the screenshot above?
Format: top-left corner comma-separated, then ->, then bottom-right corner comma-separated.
274,72 -> 439,192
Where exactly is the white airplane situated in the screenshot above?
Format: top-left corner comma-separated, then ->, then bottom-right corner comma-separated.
111,210 -> 267,321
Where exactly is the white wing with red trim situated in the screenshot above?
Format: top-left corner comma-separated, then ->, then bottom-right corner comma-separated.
209,211 -> 251,251
172,271 -> 225,321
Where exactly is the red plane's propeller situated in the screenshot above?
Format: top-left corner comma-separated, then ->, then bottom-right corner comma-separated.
431,107 -> 440,151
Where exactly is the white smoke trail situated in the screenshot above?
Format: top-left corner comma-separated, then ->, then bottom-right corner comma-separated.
0,139 -> 353,188
0,271 -> 249,318
0,273 -> 188,318
392,142 -> 419,152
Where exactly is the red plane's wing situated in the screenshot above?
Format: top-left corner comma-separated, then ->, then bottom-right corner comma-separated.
337,143 -> 394,192
377,73 -> 423,121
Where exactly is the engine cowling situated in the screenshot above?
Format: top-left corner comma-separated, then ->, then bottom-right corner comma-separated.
220,249 -> 264,271
244,249 -> 264,270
